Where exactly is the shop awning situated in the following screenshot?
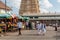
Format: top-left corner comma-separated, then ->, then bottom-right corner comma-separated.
22,17 -> 30,20
0,13 -> 12,19
18,16 -> 30,19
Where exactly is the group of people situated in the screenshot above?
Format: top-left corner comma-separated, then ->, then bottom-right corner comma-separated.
17,19 -> 46,35
0,19 -> 46,36
36,22 -> 46,35
25,21 -> 32,30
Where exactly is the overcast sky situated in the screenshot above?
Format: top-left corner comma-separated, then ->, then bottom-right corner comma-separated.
1,0 -> 60,15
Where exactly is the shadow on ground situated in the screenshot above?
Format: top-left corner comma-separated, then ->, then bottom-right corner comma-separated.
57,29 -> 60,32
53,29 -> 60,39
23,34 -> 45,36
54,35 -> 60,39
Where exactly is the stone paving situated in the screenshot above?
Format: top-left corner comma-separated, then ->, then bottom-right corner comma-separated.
0,26 -> 60,40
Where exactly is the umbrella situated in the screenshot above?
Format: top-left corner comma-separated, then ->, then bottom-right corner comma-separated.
22,17 -> 30,21
18,16 -> 23,19
18,16 -> 30,21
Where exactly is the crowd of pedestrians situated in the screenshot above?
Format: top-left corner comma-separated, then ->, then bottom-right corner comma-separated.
0,19 -> 59,37
17,19 -> 46,35
0,19 -> 47,36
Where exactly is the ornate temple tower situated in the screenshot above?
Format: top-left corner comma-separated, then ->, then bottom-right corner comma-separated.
19,0 -> 40,16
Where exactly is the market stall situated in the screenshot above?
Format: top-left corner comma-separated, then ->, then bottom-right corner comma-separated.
0,13 -> 12,32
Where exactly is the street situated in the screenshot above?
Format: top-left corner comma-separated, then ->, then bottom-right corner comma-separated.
0,26 -> 60,40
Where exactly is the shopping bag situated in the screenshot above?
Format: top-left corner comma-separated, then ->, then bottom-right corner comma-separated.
22,26 -> 25,28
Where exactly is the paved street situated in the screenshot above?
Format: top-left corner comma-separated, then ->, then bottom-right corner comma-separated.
0,26 -> 60,40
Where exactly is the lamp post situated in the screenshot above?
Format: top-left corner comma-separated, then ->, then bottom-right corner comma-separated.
5,0 -> 7,13
5,0 -> 7,34
54,8 -> 57,31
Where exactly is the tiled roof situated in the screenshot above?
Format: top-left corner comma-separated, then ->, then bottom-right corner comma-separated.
0,1 -> 11,10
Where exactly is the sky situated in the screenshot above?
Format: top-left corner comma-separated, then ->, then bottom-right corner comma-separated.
0,0 -> 60,15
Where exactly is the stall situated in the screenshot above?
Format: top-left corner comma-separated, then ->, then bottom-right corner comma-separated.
0,13 -> 12,32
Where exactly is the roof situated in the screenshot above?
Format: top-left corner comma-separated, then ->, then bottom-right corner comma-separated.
0,1 -> 11,10
30,17 -> 60,20
22,12 -> 60,16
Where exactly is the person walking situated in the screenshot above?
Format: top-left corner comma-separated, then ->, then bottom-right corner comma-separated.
17,19 -> 22,35
36,22 -> 46,35
42,22 -> 46,35
28,21 -> 32,30
26,21 -> 29,30
52,23 -> 57,31
36,22 -> 42,35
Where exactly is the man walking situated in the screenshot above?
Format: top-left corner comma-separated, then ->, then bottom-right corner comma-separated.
36,22 -> 42,35
42,22 -> 46,35
17,19 -> 22,35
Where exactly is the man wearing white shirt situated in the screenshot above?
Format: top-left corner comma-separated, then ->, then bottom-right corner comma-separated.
17,19 -> 22,35
36,22 -> 42,34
